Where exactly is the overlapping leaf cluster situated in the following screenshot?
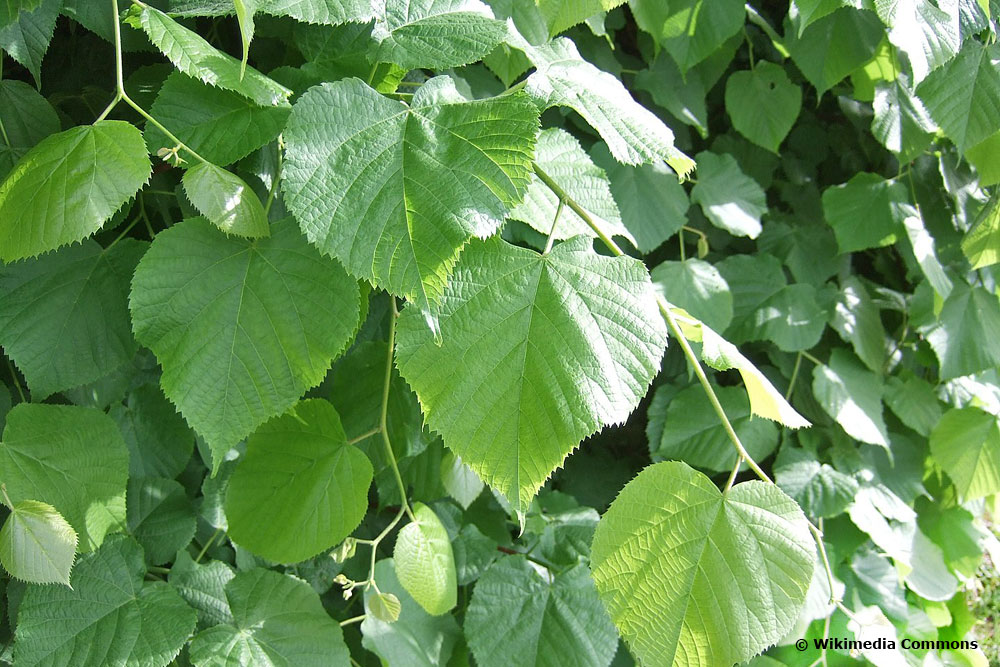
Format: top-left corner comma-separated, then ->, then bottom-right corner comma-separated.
0,0 -> 999,665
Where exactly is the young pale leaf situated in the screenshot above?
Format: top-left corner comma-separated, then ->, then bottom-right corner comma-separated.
129,218 -> 362,468
370,592 -> 402,623
821,172 -> 910,254
440,451 -> 484,509
225,399 -> 373,564
0,404 -> 128,552
124,4 -> 292,107
961,195 -> 1000,269
394,502 -> 457,615
0,0 -> 58,85
395,236 -> 666,515
774,446 -> 859,518
189,568 -> 350,666
182,163 -> 269,238
917,282 -> 1000,380
0,79 -> 59,179
785,7 -> 884,94
510,128 -> 632,244
510,31 -> 693,173
258,0 -> 375,22
465,558 -> 618,667
690,151 -> 767,239
0,121 -> 151,262
373,0 -> 507,69
916,42 -> 1000,152
590,461 -> 815,667
362,559 -> 462,666
234,0 -> 255,77
126,477 -> 197,566
812,349 -> 890,447
929,407 -> 1000,502
0,239 -> 145,398
14,535 -> 197,667
0,500 -> 77,586
590,143 -> 688,253
145,73 -> 290,167
283,77 -> 538,314
725,62 -> 803,152
110,384 -> 195,479
653,383 -> 779,472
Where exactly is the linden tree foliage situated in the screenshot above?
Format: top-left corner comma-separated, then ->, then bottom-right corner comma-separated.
0,0 -> 998,665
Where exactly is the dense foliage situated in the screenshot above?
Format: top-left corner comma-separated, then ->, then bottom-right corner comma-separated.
0,0 -> 999,665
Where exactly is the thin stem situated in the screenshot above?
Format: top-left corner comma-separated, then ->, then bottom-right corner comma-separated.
195,526 -> 224,563
543,199 -> 565,255
0,116 -> 11,148
381,299 -> 414,522
148,565 -> 170,575
347,426 -> 381,445
264,138 -> 283,216
5,358 -> 25,403
723,455 -> 741,492
809,521 -> 838,605
95,93 -> 123,122
339,614 -> 366,627
367,61 -> 378,86
107,213 -> 143,249
801,350 -> 823,366
785,351 -> 803,401
533,165 -> 621,254
678,227 -> 686,262
124,96 -> 209,164
745,4 -> 788,57
1,484 -> 12,508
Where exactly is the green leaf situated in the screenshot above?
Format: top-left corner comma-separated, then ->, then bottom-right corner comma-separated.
916,42 -> 1000,152
725,62 -> 803,152
465,557 -> 618,667
361,559 -> 461,667
0,121 -> 151,262
234,0 -> 255,77
126,477 -> 197,566
169,551 -> 235,629
884,375 -> 942,437
650,258 -> 732,332
965,129 -> 1000,186
872,75 -> 937,161
370,592 -> 402,623
590,143 -> 688,253
821,172 -> 910,253
257,0 -> 376,23
690,151 -> 767,239
510,128 -> 631,244
189,567 -> 350,666
786,7 -> 884,94
110,384 -> 195,479
917,282 -> 1000,380
0,500 -> 77,585
0,404 -> 128,551
930,407 -> 1000,502
0,79 -> 59,179
876,0 -> 959,83
225,399 -> 373,564
789,0 -> 862,35
183,163 -> 269,238
590,461 -> 815,666
651,383 -> 779,472
902,211 -> 953,300
536,0 -> 624,36
373,0 -> 507,69
393,502 -> 457,615
0,0 -> 58,85
639,0 -> 745,74
395,237 -> 666,515
124,4 -> 292,107
634,51 -> 709,138
812,349 -> 890,447
0,0 -> 41,28
0,239 -> 145,398
774,446 -> 859,518
716,253 -> 787,341
129,217 -> 362,467
751,283 -> 828,352
14,535 -> 197,667
961,194 -> 1000,269
283,76 -> 538,317
830,276 -> 887,373
440,451 -> 484,509
145,72 -> 290,166
511,31 -> 694,172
